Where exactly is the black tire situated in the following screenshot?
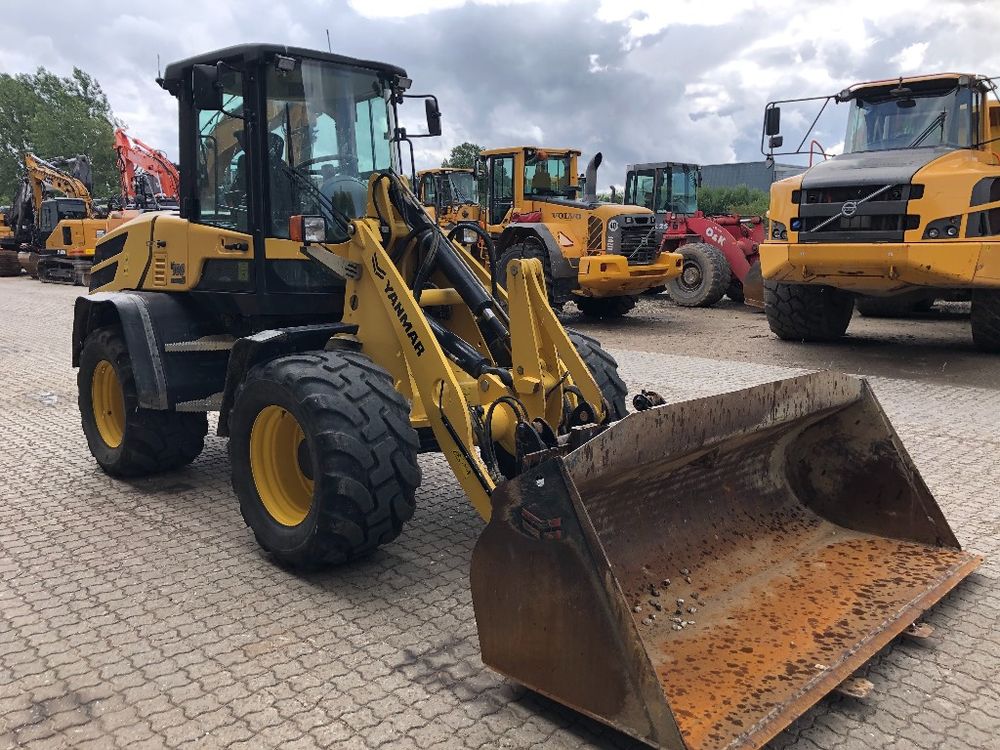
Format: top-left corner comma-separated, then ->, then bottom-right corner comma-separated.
642,285 -> 667,296
228,350 -> 421,568
726,276 -> 744,302
971,290 -> 1000,353
567,331 -> 628,420
574,295 -> 638,318
496,239 -> 559,307
856,291 -> 934,318
665,243 -> 730,307
0,249 -> 20,277
764,280 -> 854,342
78,327 -> 207,477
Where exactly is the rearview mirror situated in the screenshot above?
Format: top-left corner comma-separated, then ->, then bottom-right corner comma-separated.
425,99 -> 442,137
192,64 -> 223,111
764,106 -> 781,136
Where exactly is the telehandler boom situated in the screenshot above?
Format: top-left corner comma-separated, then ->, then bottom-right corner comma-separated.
73,44 -> 980,750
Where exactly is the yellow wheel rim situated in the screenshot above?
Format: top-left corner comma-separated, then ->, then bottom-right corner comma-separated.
91,360 -> 125,448
249,405 -> 314,526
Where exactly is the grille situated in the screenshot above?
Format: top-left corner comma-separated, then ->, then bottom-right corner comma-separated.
618,226 -> 659,265
795,183 -> 920,243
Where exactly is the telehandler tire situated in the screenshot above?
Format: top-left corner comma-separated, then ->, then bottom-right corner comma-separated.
0,250 -> 20,277
567,331 -> 628,419
971,290 -> 1000,353
574,294 -> 638,318
497,240 -> 558,307
764,280 -> 854,342
78,327 -> 208,476
666,243 -> 729,307
228,350 -> 421,568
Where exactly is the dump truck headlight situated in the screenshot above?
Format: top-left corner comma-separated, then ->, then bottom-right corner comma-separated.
922,216 -> 961,240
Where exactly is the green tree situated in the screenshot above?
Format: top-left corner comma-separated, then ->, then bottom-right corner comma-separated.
441,142 -> 482,169
698,185 -> 770,216
0,67 -> 119,204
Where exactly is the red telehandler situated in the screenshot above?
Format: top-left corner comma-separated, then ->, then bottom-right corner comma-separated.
625,161 -> 766,307
113,129 -> 180,209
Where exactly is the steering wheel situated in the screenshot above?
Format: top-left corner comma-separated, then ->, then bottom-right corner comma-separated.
297,154 -> 342,170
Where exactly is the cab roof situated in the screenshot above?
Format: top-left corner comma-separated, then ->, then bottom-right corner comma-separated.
479,146 -> 581,157
160,43 -> 407,92
845,72 -> 987,97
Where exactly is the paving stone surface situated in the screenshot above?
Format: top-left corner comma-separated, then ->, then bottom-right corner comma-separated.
1,279 -> 998,749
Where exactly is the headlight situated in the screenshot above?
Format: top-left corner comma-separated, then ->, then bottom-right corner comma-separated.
770,220 -> 788,240
922,216 -> 961,240
790,218 -> 801,231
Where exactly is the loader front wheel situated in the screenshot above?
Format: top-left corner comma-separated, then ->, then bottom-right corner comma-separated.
229,350 -> 421,568
764,280 -> 854,342
568,331 -> 628,420
971,290 -> 1000,352
574,294 -> 637,318
78,327 -> 208,476
497,240 -> 558,307
666,243 -> 729,307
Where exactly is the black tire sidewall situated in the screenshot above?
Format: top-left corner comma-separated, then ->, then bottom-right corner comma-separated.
667,243 -> 730,307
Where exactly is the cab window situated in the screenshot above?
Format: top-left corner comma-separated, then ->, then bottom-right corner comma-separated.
195,67 -> 248,232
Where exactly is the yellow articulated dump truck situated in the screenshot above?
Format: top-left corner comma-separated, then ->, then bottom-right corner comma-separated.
73,44 -> 980,749
761,73 -> 1000,351
477,146 -> 683,317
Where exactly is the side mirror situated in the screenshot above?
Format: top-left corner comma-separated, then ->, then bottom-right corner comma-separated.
192,64 -> 223,111
769,135 -> 784,149
764,106 -> 781,136
425,99 -> 442,137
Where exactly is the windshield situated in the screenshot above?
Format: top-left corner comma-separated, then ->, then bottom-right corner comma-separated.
444,172 -> 477,203
660,167 -> 698,214
524,153 -> 572,198
844,85 -> 973,153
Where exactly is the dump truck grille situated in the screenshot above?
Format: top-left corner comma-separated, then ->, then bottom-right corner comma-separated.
795,183 -> 921,243
618,226 -> 659,265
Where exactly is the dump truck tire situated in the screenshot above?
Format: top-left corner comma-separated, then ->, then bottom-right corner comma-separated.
575,295 -> 637,318
666,243 -> 729,307
0,250 -> 20,277
78,327 -> 208,477
856,291 -> 934,318
568,331 -> 628,420
497,240 -> 557,307
971,290 -> 1000,352
229,350 -> 421,568
764,280 -> 854,341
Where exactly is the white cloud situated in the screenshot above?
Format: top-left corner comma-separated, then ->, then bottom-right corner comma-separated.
891,41 -> 929,72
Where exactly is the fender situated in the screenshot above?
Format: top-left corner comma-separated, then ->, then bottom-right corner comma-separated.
497,224 -> 577,281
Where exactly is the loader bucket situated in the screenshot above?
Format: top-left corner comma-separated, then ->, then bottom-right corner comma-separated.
741,259 -> 764,309
471,371 -> 980,750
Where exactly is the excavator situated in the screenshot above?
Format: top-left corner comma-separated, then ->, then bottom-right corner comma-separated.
72,44 -> 981,750
113,128 -> 180,209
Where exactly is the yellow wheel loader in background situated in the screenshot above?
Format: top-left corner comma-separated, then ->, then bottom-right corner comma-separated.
73,45 -> 981,750
761,73 -> 1000,351
417,167 -> 481,227
478,146 -> 683,317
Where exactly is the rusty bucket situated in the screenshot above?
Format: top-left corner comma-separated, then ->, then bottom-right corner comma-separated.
471,371 -> 980,750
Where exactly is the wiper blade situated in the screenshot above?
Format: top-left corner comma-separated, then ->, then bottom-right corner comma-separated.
908,111 -> 947,148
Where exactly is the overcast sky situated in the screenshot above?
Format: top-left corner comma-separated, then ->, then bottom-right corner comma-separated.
3,0 -> 999,190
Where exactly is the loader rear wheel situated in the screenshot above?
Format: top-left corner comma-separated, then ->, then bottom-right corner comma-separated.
764,280 -> 854,342
574,295 -> 637,318
229,350 -> 421,568
726,276 -> 744,303
568,331 -> 628,420
497,240 -> 558,307
78,327 -> 208,476
666,243 -> 729,307
0,249 -> 20,277
971,290 -> 1000,352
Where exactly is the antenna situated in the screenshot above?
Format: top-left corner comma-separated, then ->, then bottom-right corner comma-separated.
325,29 -> 332,52
157,54 -> 162,79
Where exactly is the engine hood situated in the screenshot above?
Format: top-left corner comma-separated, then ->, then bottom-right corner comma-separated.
801,146 -> 953,188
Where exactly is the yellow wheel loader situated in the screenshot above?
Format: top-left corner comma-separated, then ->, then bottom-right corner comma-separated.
761,73 -> 1000,351
478,147 -> 683,317
417,167 -> 481,227
73,45 -> 981,750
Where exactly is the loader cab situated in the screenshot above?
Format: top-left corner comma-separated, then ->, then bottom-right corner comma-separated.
477,147 -> 581,232
159,43 -> 421,320
624,162 -> 701,218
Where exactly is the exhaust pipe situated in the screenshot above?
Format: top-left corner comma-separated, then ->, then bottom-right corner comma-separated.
584,152 -> 602,203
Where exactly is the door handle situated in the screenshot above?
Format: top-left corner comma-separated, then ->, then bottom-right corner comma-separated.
222,240 -> 249,252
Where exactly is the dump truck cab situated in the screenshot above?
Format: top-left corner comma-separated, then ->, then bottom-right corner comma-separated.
477,146 -> 682,317
762,73 -> 1000,350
